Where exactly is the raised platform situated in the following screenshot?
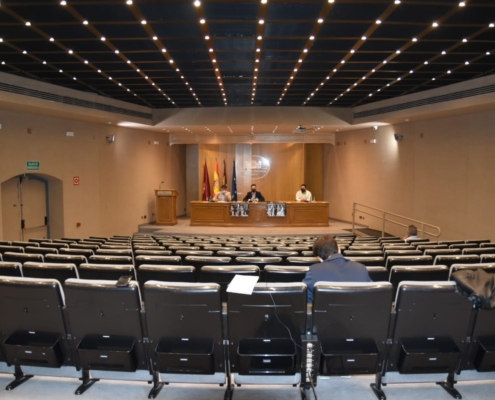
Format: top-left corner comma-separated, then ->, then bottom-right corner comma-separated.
138,217 -> 362,237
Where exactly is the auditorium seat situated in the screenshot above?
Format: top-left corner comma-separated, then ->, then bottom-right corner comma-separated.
135,255 -> 181,268
384,249 -> 423,261
480,254 -> 495,263
70,243 -> 100,252
480,242 -> 495,248
381,244 -> 414,251
100,244 -> 131,249
388,266 -> 449,295
64,278 -> 149,394
133,245 -> 165,251
434,254 -> 480,268
169,245 -> 200,252
242,246 -> 275,252
0,261 -> 23,277
405,238 -> 429,244
0,276 -> 75,390
259,250 -> 299,262
204,245 -> 236,252
424,248 -> 461,257
375,281 -> 473,400
137,265 -> 195,291
385,255 -> 433,270
52,239 -> 77,245
286,256 -> 319,266
3,252 -> 44,265
439,240 -> 465,245
450,243 -> 479,250
465,239 -> 491,245
184,256 -> 232,272
201,265 -> 259,301
265,266 -> 308,283
28,238 -> 49,244
227,283 -> 306,389
79,264 -> 136,281
143,281 -> 230,398
0,245 -> 25,255
301,250 -> 315,257
59,247 -> 94,258
23,262 -> 79,284
96,249 -> 133,257
366,266 -> 389,282
448,263 -> 495,279
217,250 -> 257,260
462,247 -> 495,256
0,240 -> 11,245
88,255 -> 133,265
40,242 -> 68,250
25,246 -> 57,255
346,256 -> 385,267
62,237 -> 82,242
12,241 -> 38,249
416,244 -> 449,252
344,250 -> 384,257
133,250 -> 173,257
235,256 -> 282,271
45,254 -> 88,268
313,282 -> 393,379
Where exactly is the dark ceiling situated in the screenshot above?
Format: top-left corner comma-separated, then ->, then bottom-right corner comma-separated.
0,0 -> 494,109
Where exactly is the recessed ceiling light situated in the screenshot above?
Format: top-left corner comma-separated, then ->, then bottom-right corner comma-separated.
303,48 -> 308,53
73,77 -> 77,80
396,50 -> 401,54
257,35 -> 262,40
383,60 -> 387,64
326,76 -> 330,79
209,48 -> 213,52
447,70 -> 451,74
109,76 -> 112,80
318,18 -> 324,23
141,20 -> 147,24
341,60 -> 345,63
84,60 -> 88,64
487,51 -> 491,55
442,50 -> 447,55
372,69 -> 375,72
397,77 -> 401,81
350,49 -> 355,53
410,70 -> 413,73
153,36 -> 157,40
49,37 -> 54,41
255,59 -> 259,62
259,19 -> 264,24
25,22 -> 31,26
200,19 -> 205,24
412,38 -> 418,42
459,2 -> 466,6
83,20 -> 88,25
361,36 -> 367,40
310,35 -> 315,40
126,0 -> 133,4
395,0 -> 401,4
432,78 -> 435,81
376,19 -> 382,24
490,23 -> 494,28
98,69 -> 101,73
333,69 -> 337,72
68,49 -> 73,54
194,1 -> 201,6
424,61 -> 428,64
432,22 -> 439,27
59,69 -> 63,73
115,50 -> 119,53
136,68 -> 140,71
169,59 -> 174,63
101,37 -> 106,41
212,59 -> 216,62
261,0 -> 268,4
205,35 -> 210,40
42,61 -> 46,64
60,1 -> 67,5
462,38 -> 467,42
465,61 -> 469,65
298,58 -> 302,62
256,48 -> 261,52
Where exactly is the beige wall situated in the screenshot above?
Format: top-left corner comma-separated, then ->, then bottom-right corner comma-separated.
324,109 -> 495,240
0,108 -> 186,239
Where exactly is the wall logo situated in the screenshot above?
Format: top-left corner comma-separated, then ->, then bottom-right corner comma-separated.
245,155 -> 270,180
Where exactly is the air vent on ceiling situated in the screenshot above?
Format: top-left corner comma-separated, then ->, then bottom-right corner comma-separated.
354,83 -> 495,119
0,82 -> 152,120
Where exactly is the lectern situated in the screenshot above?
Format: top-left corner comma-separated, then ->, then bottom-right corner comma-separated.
155,189 -> 178,225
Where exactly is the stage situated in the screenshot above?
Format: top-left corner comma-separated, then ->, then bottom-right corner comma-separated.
138,216 -> 363,237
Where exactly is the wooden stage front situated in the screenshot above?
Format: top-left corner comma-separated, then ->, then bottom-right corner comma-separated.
189,201 -> 329,227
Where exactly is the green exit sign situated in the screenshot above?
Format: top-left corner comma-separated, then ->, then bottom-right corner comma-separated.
26,161 -> 40,171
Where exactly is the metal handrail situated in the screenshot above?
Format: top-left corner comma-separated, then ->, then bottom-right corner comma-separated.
352,202 -> 441,238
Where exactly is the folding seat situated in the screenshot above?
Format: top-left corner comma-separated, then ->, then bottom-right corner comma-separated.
88,255 -> 133,265
343,250 -> 383,257
389,266 -> 449,296
100,244 -> 131,249
135,255 -> 181,268
217,250 -> 256,259
40,242 -> 68,250
227,283 -> 306,392
235,256 -> 282,271
450,243 -> 479,250
12,241 -> 37,249
281,245 -> 311,251
25,246 -> 57,256
378,237 -> 403,243
239,246 -> 274,252
424,248 -> 461,257
0,240 -> 11,245
64,278 -> 150,394
0,261 -> 23,277
88,236 -> 108,242
95,249 -> 133,257
286,256 -> 319,266
137,265 -> 196,291
169,245 -> 201,253
0,245 -> 24,255
53,239 -> 77,245
184,256 -> 231,272
70,243 -> 100,252
3,252 -> 44,265
134,250 -> 172,256
175,250 -> 213,263
480,254 -> 495,263
374,281 -> 473,400
447,263 -> 495,279
434,254 -> 480,268
462,247 -> 495,256
367,266 -> 389,282
45,254 -> 88,268
301,251 -> 314,257
201,265 -> 260,301
62,237 -> 82,242
144,281 -> 230,398
0,276 -> 76,390
259,250 -> 299,262
133,245 -> 166,251
385,255 -> 433,270
59,247 -> 95,257
28,238 -> 49,244
23,262 -> 79,284
439,240 -> 465,246
78,264 -> 136,281
313,282 -> 393,389
346,256 -> 385,267
405,238 -> 429,244
77,241 -> 102,248
465,239 -> 491,245
203,246 -> 236,252
480,242 -> 495,248
197,243 -> 222,248
265,266 -> 308,283
384,249 -> 423,262
382,244 -> 413,250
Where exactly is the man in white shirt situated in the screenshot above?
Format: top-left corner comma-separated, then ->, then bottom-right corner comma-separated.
213,185 -> 232,202
295,184 -> 312,202
404,225 -> 419,241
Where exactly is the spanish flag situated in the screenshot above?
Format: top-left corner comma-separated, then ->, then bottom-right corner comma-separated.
213,159 -> 220,195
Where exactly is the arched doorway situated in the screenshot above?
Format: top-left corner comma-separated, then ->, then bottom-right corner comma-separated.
1,173 -> 64,241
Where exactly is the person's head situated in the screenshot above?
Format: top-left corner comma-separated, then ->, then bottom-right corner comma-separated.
407,225 -> 418,237
251,184 -> 257,192
301,183 -> 307,193
221,184 -> 227,193
312,235 -> 339,261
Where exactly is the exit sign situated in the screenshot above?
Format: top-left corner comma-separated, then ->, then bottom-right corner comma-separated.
26,161 -> 40,171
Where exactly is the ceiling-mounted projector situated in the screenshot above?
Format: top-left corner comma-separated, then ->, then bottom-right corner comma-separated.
294,125 -> 306,133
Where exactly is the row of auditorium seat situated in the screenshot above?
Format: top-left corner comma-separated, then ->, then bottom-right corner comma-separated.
1,268 -> 495,399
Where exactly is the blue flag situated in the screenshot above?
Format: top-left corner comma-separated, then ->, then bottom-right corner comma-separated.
231,160 -> 237,201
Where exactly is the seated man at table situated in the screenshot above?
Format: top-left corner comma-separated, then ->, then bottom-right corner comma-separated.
303,235 -> 371,302
243,184 -> 265,202
213,184 -> 232,202
295,183 -> 312,202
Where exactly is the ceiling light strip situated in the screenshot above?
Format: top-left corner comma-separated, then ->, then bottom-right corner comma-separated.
251,0 -> 268,105
278,1 -> 335,105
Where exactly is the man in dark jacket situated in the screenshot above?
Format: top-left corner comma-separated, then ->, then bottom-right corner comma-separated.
303,235 -> 372,302
243,184 -> 265,202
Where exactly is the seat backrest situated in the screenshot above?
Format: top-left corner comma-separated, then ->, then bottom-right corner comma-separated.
23,262 -> 79,283
70,243 -> 100,251
3,251 -> 44,264
286,256 -> 319,266
40,242 -> 68,249
0,261 -> 23,277
385,255 -> 433,270
265,265 -> 309,283
384,249 -> 423,261
0,276 -> 73,367
88,255 -> 133,265
449,243 -> 478,250
234,256 -> 282,270
79,263 -> 136,280
366,266 -> 389,282
462,247 -> 495,255
344,250 -> 383,257
0,245 -> 24,255
424,248 -> 461,257
217,250 -> 257,259
96,249 -> 133,257
12,241 -> 37,248
64,278 -> 147,371
137,265 -> 195,291
45,254 -> 88,268
200,265 -> 259,301
133,250 -> 172,256
480,254 -> 495,263
134,255 -> 181,268
448,263 -> 495,280
346,256 -> 385,267
59,248 -> 94,258
143,281 -> 224,375
389,265 -> 449,294
227,283 -> 307,374
465,239 -> 491,245
434,254 -> 480,267
25,246 -> 57,255
184,256 -> 231,270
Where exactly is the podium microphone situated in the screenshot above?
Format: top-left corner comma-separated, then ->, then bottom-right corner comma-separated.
159,181 -> 164,190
